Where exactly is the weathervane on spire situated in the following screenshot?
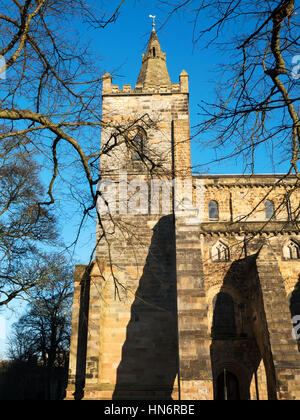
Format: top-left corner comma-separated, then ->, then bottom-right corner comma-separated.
149,15 -> 156,31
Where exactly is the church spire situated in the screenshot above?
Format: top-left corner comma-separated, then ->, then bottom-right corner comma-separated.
136,26 -> 171,89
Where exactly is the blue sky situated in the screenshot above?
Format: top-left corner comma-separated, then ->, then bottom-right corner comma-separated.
87,1 -> 290,174
94,3 -> 223,173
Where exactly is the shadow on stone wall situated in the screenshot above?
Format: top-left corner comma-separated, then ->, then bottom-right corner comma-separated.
210,258 -> 261,400
73,268 -> 91,400
113,215 -> 179,400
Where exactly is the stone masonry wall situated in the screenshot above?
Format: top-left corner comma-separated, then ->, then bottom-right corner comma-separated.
66,38 -> 300,399
81,72 -> 191,399
193,175 -> 300,223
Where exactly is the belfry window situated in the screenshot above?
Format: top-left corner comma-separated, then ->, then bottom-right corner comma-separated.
265,200 -> 275,219
209,200 -> 219,220
132,129 -> 146,161
152,47 -> 156,57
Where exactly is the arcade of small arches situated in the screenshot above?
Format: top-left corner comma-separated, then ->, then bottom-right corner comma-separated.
211,238 -> 300,262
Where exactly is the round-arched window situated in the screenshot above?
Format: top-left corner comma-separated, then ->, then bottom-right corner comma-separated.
209,200 -> 219,220
265,200 -> 275,219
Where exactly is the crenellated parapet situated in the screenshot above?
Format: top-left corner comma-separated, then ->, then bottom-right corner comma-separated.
102,72 -> 188,96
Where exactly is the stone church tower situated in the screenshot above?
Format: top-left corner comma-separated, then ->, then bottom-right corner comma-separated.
66,28 -> 300,400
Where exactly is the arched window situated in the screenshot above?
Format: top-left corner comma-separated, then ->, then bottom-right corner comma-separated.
212,292 -> 236,338
284,240 -> 300,260
212,241 -> 230,262
209,200 -> 219,220
132,129 -> 146,160
288,242 -> 300,260
265,200 -> 275,219
152,47 -> 156,57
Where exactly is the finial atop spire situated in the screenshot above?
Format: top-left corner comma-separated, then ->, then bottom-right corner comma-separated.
149,14 -> 156,31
